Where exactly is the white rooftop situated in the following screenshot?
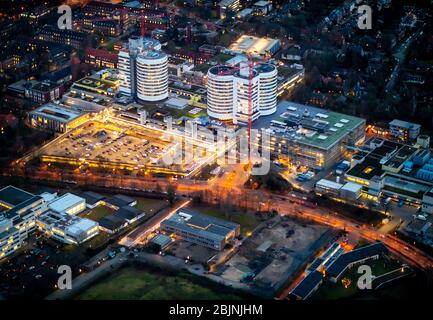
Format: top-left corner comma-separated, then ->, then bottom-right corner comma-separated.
316,179 -> 343,190
226,54 -> 248,66
341,182 -> 363,193
48,193 -> 85,213
229,35 -> 280,56
39,192 -> 57,203
66,218 -> 98,236
29,103 -> 83,124
254,0 -> 270,6
389,119 -> 421,130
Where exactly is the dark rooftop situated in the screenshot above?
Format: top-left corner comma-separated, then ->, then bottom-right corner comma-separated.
99,214 -> 125,231
0,186 -> 35,207
80,191 -> 105,205
116,206 -> 143,221
107,194 -> 136,208
327,242 -> 388,278
3,196 -> 43,220
291,270 -> 324,300
346,155 -> 384,180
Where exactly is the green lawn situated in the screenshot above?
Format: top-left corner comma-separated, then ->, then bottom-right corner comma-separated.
138,103 -> 207,120
135,197 -> 168,214
312,257 -> 402,300
191,205 -> 262,236
75,267 -> 241,300
83,205 -> 115,222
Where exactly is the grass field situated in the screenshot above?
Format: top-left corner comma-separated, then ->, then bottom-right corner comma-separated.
135,197 -> 168,214
75,266 -> 242,300
190,205 -> 262,236
83,205 -> 115,222
312,256 -> 402,300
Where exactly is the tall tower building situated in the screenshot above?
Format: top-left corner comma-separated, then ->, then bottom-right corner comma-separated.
207,65 -> 235,120
233,63 -> 260,124
136,51 -> 168,102
118,49 -> 133,96
117,36 -> 166,102
256,63 -> 278,116
206,62 -> 278,123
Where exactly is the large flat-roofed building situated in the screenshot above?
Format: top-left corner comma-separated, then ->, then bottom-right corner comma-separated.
228,35 -> 280,58
0,186 -> 47,259
262,102 -> 366,169
37,210 -> 99,245
29,103 -> 88,133
161,209 -> 240,251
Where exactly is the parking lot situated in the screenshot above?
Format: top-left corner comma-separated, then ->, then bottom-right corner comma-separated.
36,119 -> 212,175
168,240 -> 219,264
0,234 -> 88,299
45,120 -> 169,167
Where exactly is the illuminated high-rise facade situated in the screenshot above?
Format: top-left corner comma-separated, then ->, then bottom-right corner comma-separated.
117,36 -> 167,102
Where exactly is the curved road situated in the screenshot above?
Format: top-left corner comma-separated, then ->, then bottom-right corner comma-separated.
5,169 -> 433,271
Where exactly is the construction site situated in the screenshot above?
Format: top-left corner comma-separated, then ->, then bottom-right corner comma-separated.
218,215 -> 338,296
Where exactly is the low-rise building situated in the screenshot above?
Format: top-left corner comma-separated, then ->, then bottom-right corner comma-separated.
24,80 -> 65,105
99,215 -> 127,234
116,206 -> 145,224
340,182 -> 362,200
80,191 -> 106,209
37,25 -> 87,49
252,1 -> 273,16
85,48 -> 118,69
228,35 -> 280,58
71,70 -> 120,98
29,103 -> 88,133
326,243 -> 388,282
389,119 -> 421,142
161,209 -> 240,251
218,0 -> 240,19
345,138 -> 433,204
37,210 -> 99,245
315,179 -> 343,197
291,270 -> 324,300
106,194 -> 137,210
315,179 -> 362,200
149,234 -> 173,251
